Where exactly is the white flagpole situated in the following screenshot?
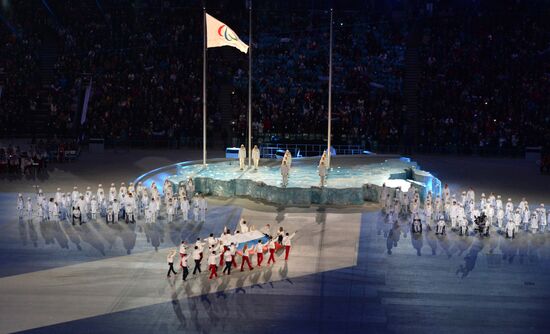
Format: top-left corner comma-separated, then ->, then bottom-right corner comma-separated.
203,7 -> 207,167
327,9 -> 333,167
247,1 -> 253,168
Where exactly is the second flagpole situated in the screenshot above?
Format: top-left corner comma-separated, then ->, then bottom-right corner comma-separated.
202,7 -> 207,167
327,8 -> 333,168
247,1 -> 253,168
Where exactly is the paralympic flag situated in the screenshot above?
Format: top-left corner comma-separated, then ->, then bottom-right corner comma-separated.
206,13 -> 249,53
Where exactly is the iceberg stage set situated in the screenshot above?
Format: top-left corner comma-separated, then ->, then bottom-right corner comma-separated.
147,11 -> 439,205
135,154 -> 442,206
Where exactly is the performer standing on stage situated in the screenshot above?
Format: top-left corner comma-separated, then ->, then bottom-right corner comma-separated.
281,160 -> 290,187
238,144 -> 247,170
252,145 -> 260,170
319,160 -> 327,187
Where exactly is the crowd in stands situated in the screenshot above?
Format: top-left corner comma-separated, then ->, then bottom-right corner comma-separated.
0,139 -> 80,176
418,7 -> 550,154
230,9 -> 405,148
0,2 -> 42,137
0,0 -> 548,154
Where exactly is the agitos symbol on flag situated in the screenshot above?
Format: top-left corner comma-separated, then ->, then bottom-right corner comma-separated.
206,13 -> 249,53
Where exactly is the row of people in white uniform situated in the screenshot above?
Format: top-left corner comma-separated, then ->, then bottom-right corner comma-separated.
238,144 -> 261,170
17,177 -> 208,224
279,150 -> 329,188
380,183 -> 548,237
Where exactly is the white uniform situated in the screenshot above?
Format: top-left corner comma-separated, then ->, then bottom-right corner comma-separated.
55,190 -> 63,204
193,198 -> 200,221
505,200 -> 514,220
48,201 -> 58,221
505,219 -> 516,238
167,204 -> 174,222
150,199 -> 159,221
238,145 -> 246,170
318,163 -> 327,187
496,197 -> 503,211
180,198 -> 190,221
199,197 -> 207,222
185,180 -> 194,200
109,186 -> 117,203
513,211 -> 522,229
125,203 -> 135,223
436,217 -> 446,235
458,215 -> 468,235
496,208 -> 505,228
163,181 -> 173,199
145,206 -> 153,223
281,163 -> 290,187
252,146 -> 260,169
112,201 -> 120,222
443,186 -> 450,203
71,189 -> 79,204
141,193 -> 149,214
239,219 -> 249,233
97,186 -> 105,207
529,214 -> 539,232
26,198 -> 33,218
537,205 -> 546,230
128,183 -> 135,196
286,151 -> 293,168
17,196 -> 24,216
91,198 -> 98,219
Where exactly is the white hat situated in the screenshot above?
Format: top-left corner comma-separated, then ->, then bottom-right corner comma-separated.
39,189 -> 43,193
541,204 -> 545,207
508,198 -> 512,201
111,183 -> 115,186
98,184 -> 102,187
57,188 -> 61,191
18,193 -> 22,196
27,197 -> 31,200
86,186 -> 91,190
73,186 -> 77,189
497,195 -> 501,198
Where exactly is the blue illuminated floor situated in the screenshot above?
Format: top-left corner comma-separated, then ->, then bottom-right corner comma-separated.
3,202 -> 550,333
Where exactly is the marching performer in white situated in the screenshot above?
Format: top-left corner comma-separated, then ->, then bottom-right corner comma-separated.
17,194 -> 24,217
199,194 -> 207,222
180,196 -> 190,222
109,183 -> 117,203
26,197 -> 33,219
538,204 -> 547,232
97,184 -> 105,212
90,196 -> 98,220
